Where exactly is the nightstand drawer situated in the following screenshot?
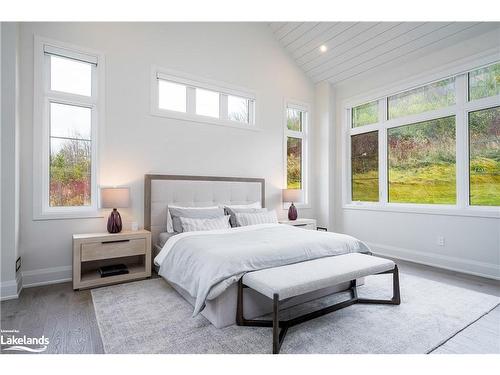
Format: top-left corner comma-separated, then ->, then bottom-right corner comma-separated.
81,238 -> 146,261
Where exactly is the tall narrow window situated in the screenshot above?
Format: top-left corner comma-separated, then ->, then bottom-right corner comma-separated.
388,116 -> 456,204
285,103 -> 308,202
469,107 -> 500,206
34,38 -> 101,218
351,131 -> 379,202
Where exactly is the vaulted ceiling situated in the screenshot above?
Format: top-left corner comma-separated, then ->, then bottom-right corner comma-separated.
269,22 -> 500,85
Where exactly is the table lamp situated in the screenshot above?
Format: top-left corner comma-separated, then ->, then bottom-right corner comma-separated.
101,187 -> 130,233
282,189 -> 302,221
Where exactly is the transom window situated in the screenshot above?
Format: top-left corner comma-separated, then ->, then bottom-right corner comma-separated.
346,61 -> 500,213
152,68 -> 256,129
33,37 -> 102,219
284,102 -> 309,205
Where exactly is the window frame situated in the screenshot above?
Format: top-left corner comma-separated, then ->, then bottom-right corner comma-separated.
283,99 -> 310,209
342,52 -> 500,219
33,36 -> 105,220
150,66 -> 258,131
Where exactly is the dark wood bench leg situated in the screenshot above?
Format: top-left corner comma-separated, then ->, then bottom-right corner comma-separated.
357,265 -> 401,305
273,293 -> 279,354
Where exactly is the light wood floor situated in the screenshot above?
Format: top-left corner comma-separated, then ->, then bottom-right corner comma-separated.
1,260 -> 499,354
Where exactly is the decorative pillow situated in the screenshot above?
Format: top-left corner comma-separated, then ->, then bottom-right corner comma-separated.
224,207 -> 267,228
224,202 -> 261,209
168,206 -> 224,233
180,215 -> 231,232
235,210 -> 278,227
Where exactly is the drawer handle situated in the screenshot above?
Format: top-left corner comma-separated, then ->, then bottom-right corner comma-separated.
101,239 -> 130,244
294,224 -> 307,227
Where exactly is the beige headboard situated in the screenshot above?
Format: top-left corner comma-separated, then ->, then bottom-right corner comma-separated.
144,174 -> 265,246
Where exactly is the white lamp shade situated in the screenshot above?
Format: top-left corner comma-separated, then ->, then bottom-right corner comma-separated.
282,189 -> 302,203
100,187 -> 130,208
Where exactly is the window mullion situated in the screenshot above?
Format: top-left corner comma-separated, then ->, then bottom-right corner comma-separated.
186,86 -> 196,114
220,94 -> 228,120
379,127 -> 388,204
455,74 -> 468,209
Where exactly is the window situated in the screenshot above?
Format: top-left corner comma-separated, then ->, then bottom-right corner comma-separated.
228,95 -> 249,123
196,88 -> 219,118
469,107 -> 500,206
158,80 -> 186,113
388,117 -> 456,204
152,68 -> 256,129
468,63 -> 500,101
284,102 -> 309,205
344,60 -> 500,215
351,131 -> 379,202
352,101 -> 378,128
388,78 -> 455,120
33,37 -> 102,219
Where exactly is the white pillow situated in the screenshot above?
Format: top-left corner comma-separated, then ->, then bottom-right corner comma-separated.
166,205 -> 219,233
235,210 -> 278,227
224,201 -> 261,209
180,215 -> 231,232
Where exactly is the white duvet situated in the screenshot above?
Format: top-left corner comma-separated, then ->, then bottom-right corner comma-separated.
154,223 -> 371,315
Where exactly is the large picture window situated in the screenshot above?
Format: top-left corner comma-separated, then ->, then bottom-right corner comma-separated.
33,37 -> 102,219
345,61 -> 500,215
388,117 -> 456,204
469,106 -> 500,206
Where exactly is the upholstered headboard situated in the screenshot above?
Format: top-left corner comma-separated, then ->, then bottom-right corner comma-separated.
144,174 -> 265,246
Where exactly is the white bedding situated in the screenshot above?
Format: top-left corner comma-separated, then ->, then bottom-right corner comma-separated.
154,223 -> 371,315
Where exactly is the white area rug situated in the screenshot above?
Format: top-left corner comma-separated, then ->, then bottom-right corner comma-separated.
91,273 -> 499,354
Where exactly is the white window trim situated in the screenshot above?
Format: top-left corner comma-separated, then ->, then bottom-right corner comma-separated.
283,99 -> 310,209
150,66 -> 259,131
33,36 -> 105,220
341,49 -> 500,219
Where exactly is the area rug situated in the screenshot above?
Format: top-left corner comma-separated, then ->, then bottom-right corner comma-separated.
91,273 -> 499,354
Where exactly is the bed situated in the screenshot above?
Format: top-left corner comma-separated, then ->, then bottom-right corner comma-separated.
145,174 -> 369,328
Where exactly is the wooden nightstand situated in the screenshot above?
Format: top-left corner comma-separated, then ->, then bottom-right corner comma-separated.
279,218 -> 317,230
72,230 -> 151,290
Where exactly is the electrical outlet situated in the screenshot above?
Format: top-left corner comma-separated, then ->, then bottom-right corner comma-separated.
437,236 -> 445,246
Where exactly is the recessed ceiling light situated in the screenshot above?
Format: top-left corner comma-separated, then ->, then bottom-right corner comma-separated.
319,45 -> 327,53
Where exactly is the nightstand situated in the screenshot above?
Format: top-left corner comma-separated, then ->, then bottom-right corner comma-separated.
72,230 -> 151,290
279,218 -> 317,230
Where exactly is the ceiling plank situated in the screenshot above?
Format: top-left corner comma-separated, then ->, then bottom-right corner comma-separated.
322,22 -> 484,84
285,22 -> 338,53
274,22 -> 304,41
308,22 -> 427,77
280,22 -> 320,47
291,22 -> 358,60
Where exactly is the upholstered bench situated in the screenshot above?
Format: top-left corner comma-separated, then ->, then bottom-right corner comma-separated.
236,253 -> 400,354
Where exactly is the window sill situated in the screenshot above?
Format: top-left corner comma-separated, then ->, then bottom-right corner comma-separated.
151,108 -> 261,132
33,209 -> 104,221
343,203 -> 500,219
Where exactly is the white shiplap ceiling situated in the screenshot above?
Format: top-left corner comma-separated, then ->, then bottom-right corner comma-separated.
269,22 -> 500,85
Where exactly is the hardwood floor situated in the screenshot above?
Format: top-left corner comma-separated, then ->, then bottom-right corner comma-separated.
1,260 -> 499,354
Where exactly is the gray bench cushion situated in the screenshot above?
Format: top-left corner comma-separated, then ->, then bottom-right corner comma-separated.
242,253 -> 395,300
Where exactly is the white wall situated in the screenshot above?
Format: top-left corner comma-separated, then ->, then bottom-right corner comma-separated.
329,28 -> 500,279
17,22 -> 316,286
1,22 -> 22,299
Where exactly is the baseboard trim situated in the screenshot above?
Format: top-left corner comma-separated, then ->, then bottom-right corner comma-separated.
22,265 -> 72,288
367,242 -> 500,281
0,273 -> 22,301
